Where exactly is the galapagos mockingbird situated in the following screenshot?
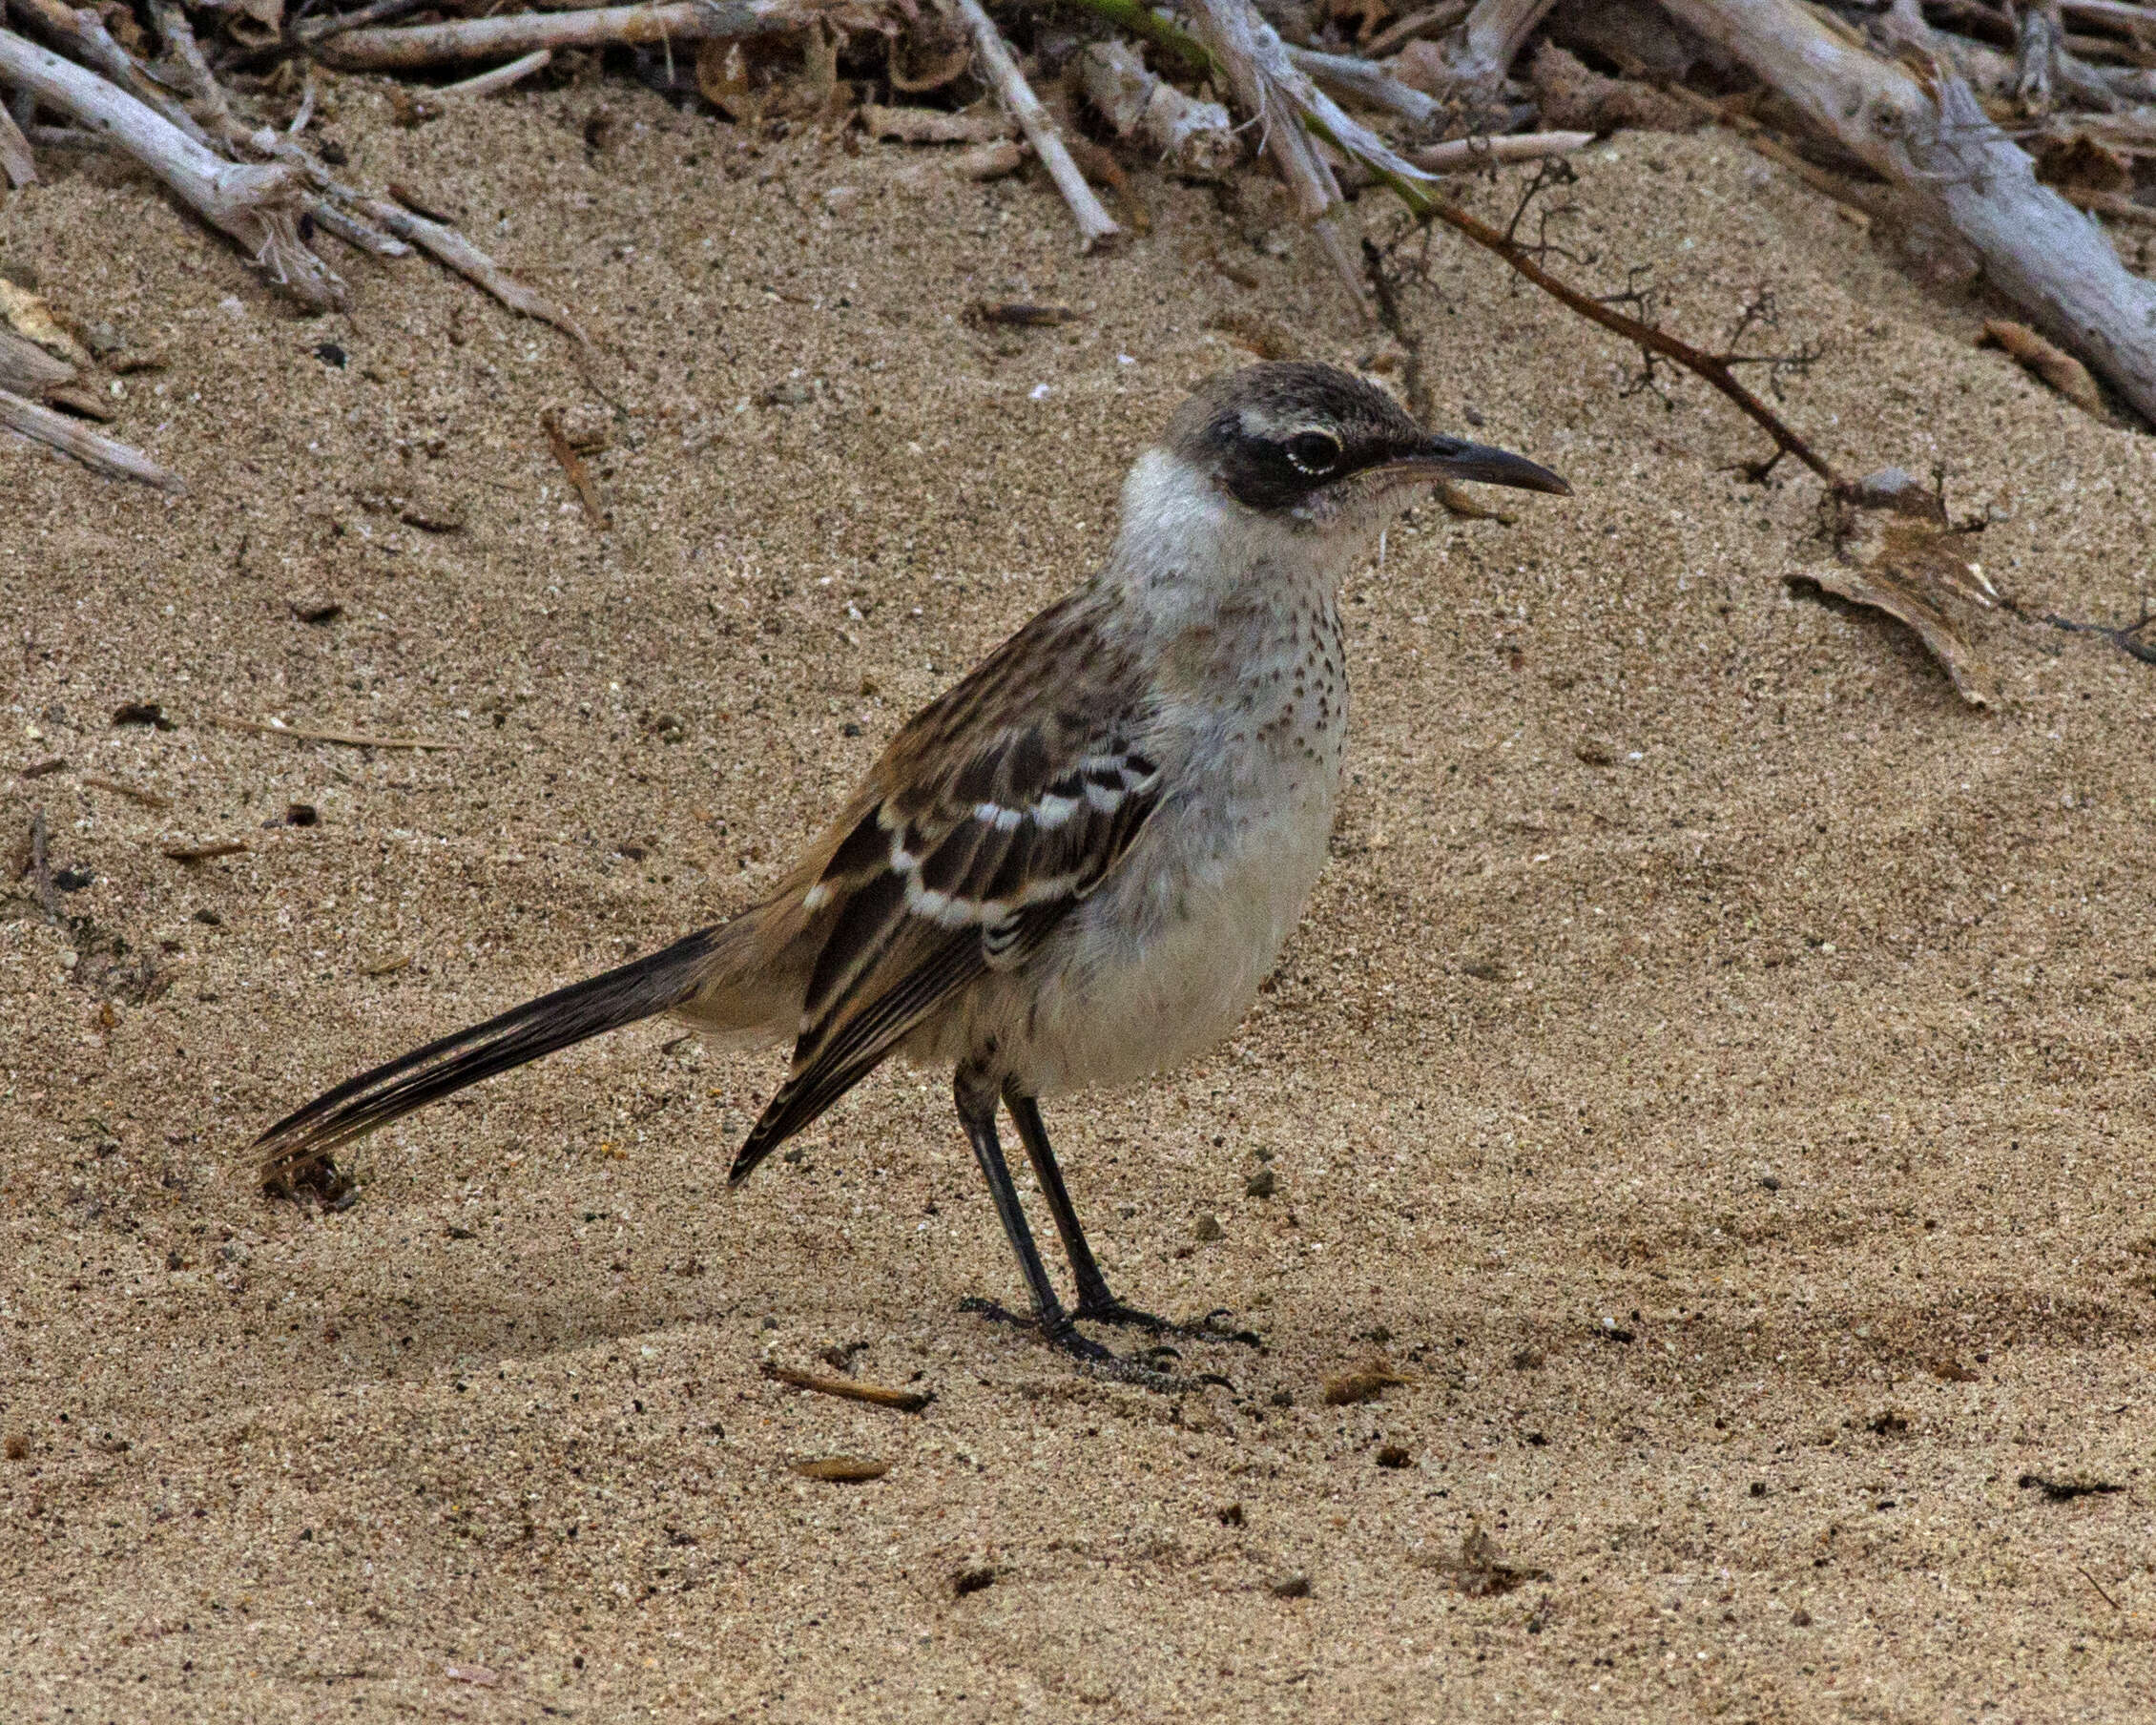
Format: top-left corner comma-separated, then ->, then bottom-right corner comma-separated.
255,362 -> 1567,1374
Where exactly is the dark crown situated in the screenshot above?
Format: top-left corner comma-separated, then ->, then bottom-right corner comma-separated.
1164,362 -> 1434,511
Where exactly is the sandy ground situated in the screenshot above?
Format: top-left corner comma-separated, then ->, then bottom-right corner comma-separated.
4,70 -> 2156,1724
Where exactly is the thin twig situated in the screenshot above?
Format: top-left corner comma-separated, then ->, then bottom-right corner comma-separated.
1289,45 -> 1447,124
761,1362 -> 936,1412
81,774 -> 173,808
321,0 -> 799,69
0,384 -> 184,488
1364,1 -> 1473,57
2076,1563 -> 2124,1611
162,839 -> 249,862
437,49 -> 553,98
364,197 -> 588,341
950,0 -> 1119,249
1407,129 -> 1594,171
1334,123 -> 1848,489
206,715 -> 461,749
293,0 -> 437,47
149,0 -> 244,146
541,408 -> 609,525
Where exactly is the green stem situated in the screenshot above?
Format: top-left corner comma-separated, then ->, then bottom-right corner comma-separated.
1058,0 -> 1216,74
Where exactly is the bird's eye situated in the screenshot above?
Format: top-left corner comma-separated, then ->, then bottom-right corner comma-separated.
1283,429 -> 1342,477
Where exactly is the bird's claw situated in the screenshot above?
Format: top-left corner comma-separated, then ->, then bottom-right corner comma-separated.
960,1297 -> 1233,1390
1072,1298 -> 1264,1349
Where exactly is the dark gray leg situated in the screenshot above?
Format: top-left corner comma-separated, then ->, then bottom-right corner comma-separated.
1002,1087 -> 1115,1312
1004,1087 -> 1262,1350
952,1069 -> 1110,1362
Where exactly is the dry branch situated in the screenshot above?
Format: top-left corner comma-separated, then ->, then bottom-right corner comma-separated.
0,30 -> 343,310
1405,127 -> 1592,170
1078,38 -> 1236,178
949,0 -> 1120,249
363,197 -> 587,340
1180,0 -> 1451,294
761,1361 -> 935,1411
1655,0 -> 2156,422
0,328 -> 73,396
1438,0 -> 1559,91
1353,164 -> 1848,488
321,0 -> 800,70
1289,45 -> 1448,125
437,48 -> 553,98
0,384 -> 182,488
0,87 -> 32,185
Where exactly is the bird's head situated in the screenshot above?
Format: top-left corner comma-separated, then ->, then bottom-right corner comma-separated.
1161,361 -> 1568,537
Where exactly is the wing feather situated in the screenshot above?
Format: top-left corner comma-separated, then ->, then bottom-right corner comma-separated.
728,597 -> 1162,1182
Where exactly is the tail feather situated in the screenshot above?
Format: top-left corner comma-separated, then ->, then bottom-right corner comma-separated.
255,925 -> 727,1192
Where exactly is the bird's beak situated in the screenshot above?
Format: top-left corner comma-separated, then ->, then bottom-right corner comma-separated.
1385,434 -> 1571,496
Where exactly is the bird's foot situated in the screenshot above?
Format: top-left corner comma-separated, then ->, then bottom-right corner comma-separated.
960,1297 -> 1232,1390
1072,1298 -> 1264,1349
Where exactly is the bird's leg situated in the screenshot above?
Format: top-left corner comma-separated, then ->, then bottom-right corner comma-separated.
1004,1088 -> 1261,1350
958,1074 -> 1228,1388
953,1070 -> 1111,1363
954,1070 -> 1080,1339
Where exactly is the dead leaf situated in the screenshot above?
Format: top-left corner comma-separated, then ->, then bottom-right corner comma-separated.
861,103 -> 1014,145
697,40 -> 762,124
1321,1360 -> 1414,1405
1979,320 -> 2105,417
888,16 -> 971,94
1792,517 -> 2001,709
0,277 -> 91,367
790,1456 -> 888,1483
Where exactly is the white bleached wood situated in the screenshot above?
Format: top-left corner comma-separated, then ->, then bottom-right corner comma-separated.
325,0 -> 799,70
1406,127 -> 1593,170
437,49 -> 554,97
948,0 -> 1119,250
0,31 -> 343,309
0,384 -> 182,488
1658,0 -> 2156,422
1079,39 -> 1238,178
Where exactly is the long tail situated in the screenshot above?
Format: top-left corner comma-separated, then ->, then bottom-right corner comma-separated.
256,924 -> 733,1194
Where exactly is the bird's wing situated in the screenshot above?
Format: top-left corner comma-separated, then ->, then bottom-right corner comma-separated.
730,594 -> 1162,1179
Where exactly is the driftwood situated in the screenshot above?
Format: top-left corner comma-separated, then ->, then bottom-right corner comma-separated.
1437,0 -> 1559,92
1078,39 -> 1237,179
363,197 -> 588,340
1181,0 -> 1449,293
0,30 -> 343,310
950,0 -> 1119,249
1405,127 -> 1592,170
0,328 -> 73,396
1659,0 -> 2156,422
0,384 -> 182,488
0,88 -> 31,185
323,0 -> 800,71
860,100 -> 1013,143
437,49 -> 553,98
1290,45 -> 1448,125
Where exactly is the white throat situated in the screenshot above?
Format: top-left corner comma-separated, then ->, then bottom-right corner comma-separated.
1101,448 -> 1383,636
